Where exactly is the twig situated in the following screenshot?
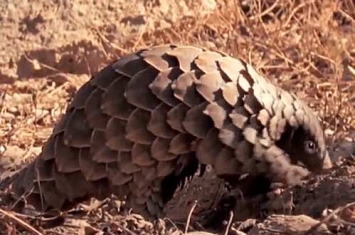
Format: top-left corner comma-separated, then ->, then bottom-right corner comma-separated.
92,27 -> 129,55
304,201 -> 355,235
164,217 -> 180,230
115,223 -> 139,235
249,0 -> 281,20
185,200 -> 198,234
132,24 -> 148,52
224,211 -> 234,235
0,208 -> 43,235
23,54 -> 62,74
282,0 -> 314,28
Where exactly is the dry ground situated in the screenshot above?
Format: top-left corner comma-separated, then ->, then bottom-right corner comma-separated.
0,0 -> 355,234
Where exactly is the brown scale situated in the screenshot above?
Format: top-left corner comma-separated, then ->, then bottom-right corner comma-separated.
147,103 -> 178,139
10,44 -> 333,218
101,76 -> 136,120
148,67 -> 182,107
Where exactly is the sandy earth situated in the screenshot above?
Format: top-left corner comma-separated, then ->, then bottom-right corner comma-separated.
0,0 -> 355,234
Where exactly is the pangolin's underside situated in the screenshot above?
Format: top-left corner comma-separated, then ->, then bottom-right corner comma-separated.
10,44 -> 332,218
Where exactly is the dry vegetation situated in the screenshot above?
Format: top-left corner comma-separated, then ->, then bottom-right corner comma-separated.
0,0 -> 355,234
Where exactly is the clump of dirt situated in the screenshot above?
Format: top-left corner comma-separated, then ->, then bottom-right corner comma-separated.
0,0 -> 355,234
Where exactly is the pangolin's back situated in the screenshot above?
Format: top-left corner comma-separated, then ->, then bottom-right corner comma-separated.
10,44 -> 331,218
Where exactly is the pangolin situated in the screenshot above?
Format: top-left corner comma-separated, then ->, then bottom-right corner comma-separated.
10,44 -> 333,218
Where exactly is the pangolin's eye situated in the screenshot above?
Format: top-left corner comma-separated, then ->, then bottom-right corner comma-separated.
304,140 -> 316,154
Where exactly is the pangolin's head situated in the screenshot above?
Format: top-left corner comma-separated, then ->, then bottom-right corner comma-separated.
275,96 -> 332,174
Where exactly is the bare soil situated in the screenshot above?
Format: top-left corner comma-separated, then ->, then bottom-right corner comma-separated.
0,0 -> 355,234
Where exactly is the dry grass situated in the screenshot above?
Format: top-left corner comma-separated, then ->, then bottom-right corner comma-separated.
0,0 -> 355,234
